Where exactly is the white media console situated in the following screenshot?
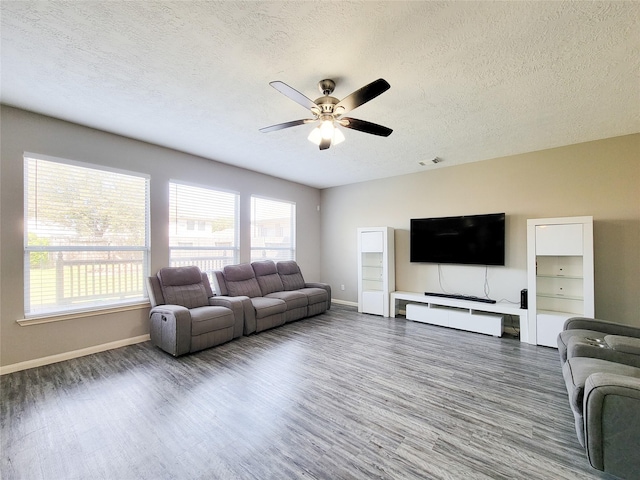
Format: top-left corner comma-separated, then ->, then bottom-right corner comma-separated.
389,291 -> 531,344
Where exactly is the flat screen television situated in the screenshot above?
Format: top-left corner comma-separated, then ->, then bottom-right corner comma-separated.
410,213 -> 505,265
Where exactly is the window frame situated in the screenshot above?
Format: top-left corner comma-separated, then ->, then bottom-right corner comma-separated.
23,152 -> 150,318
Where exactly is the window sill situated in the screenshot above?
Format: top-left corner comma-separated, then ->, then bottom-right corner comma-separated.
17,301 -> 151,326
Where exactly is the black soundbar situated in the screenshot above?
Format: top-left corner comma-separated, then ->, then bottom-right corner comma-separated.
424,292 -> 497,304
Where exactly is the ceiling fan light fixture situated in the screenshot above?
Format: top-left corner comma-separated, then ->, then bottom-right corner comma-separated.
307,126 -> 322,145
307,124 -> 345,146
320,119 -> 334,140
333,128 -> 345,145
263,78 -> 391,150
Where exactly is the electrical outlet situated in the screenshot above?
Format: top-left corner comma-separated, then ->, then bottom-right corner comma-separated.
340,284 -> 345,291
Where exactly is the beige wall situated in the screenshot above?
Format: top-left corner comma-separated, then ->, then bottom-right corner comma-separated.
321,134 -> 640,327
0,106 -> 321,368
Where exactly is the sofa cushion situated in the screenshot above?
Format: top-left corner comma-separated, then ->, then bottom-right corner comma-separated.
297,287 -> 328,306
189,306 -> 236,336
277,261 -> 306,291
605,335 -> 640,355
157,266 -> 209,309
223,264 -> 262,298
563,357 -> 640,413
252,260 -> 285,295
250,296 -> 287,319
266,290 -> 308,310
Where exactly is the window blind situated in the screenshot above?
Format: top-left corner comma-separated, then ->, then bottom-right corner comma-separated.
24,154 -> 150,316
169,182 -> 239,279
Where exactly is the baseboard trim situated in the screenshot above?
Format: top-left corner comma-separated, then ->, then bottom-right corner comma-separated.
332,299 -> 358,308
0,334 -> 151,375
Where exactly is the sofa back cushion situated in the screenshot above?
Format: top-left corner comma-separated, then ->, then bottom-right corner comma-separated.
157,266 -> 209,309
276,261 -> 306,291
223,263 -> 262,298
252,260 -> 285,295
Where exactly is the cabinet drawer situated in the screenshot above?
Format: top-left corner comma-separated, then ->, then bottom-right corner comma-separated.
406,304 -> 448,326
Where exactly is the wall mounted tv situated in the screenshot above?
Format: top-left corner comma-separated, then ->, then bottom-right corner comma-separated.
410,213 -> 505,266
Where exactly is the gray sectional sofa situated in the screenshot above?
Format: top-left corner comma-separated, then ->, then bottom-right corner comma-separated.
211,260 -> 331,335
146,260 -> 331,356
558,317 -> 640,479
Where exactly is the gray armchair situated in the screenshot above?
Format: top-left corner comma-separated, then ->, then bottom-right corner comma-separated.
146,266 -> 244,356
558,317 -> 640,478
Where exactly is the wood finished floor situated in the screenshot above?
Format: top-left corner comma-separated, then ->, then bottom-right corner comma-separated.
1,305 -> 616,480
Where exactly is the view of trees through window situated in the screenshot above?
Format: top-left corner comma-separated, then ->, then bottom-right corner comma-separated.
24,155 -> 149,316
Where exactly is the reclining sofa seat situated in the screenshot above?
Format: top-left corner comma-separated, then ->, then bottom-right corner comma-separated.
213,262 -> 287,335
557,317 -> 640,478
276,260 -> 331,315
146,266 -> 244,356
211,260 -> 330,335
252,260 -> 308,323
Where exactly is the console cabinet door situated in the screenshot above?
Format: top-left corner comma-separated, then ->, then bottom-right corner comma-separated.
535,224 -> 583,256
361,231 -> 384,252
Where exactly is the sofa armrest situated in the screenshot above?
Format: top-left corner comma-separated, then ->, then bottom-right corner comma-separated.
563,317 -> 640,338
306,282 -> 331,310
149,305 -> 192,356
209,296 -> 246,339
211,295 -> 255,335
584,372 -> 640,478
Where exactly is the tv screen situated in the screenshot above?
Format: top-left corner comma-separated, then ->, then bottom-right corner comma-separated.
410,213 -> 505,265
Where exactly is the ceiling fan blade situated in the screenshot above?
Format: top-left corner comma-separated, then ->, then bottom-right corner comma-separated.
269,81 -> 318,111
340,117 -> 393,137
319,136 -> 331,150
259,119 -> 315,133
334,78 -> 390,115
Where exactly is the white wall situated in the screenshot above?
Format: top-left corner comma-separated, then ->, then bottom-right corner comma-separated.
321,134 -> 640,327
0,106 -> 321,368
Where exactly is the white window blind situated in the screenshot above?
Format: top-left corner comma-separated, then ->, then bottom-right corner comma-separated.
251,196 -> 296,262
24,154 -> 150,317
169,182 -> 239,280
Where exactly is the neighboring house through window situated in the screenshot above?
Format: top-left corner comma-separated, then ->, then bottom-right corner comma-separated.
169,182 -> 239,284
250,196 -> 296,262
24,154 -> 150,317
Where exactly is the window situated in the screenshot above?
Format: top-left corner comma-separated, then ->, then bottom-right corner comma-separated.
251,196 -> 296,262
24,154 -> 150,317
169,182 -> 239,280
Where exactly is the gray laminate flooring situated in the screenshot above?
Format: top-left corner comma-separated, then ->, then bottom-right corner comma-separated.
1,305 -> 615,480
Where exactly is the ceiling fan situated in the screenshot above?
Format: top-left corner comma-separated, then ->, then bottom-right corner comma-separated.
260,78 -> 393,150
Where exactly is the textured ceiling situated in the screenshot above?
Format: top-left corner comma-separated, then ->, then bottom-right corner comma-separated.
1,1 -> 639,189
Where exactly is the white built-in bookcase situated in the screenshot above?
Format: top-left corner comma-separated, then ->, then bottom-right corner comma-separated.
357,227 -> 395,317
526,216 -> 594,347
